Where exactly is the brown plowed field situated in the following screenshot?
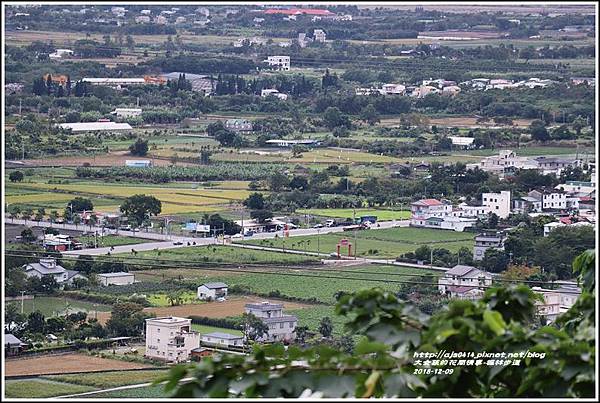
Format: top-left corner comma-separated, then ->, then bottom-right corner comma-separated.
92,296 -> 311,325
23,153 -> 197,167
5,353 -> 151,377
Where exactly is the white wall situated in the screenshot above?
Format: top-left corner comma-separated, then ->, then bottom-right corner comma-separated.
482,191 -> 511,218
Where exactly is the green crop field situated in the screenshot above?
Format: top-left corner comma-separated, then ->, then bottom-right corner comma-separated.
81,384 -> 168,398
48,369 -> 169,389
78,235 -> 155,248
147,291 -> 201,307
8,296 -> 112,317
134,264 -> 436,304
4,379 -> 96,398
191,324 -> 243,336
127,245 -> 321,265
298,208 -> 411,221
202,265 -> 438,303
241,227 -> 474,258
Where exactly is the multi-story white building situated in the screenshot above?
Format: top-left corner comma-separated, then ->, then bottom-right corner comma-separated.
481,191 -> 511,219
467,150 -> 535,175
532,284 -> 581,323
528,189 -> 567,211
555,180 -> 595,198
381,83 -> 406,95
263,56 -> 290,71
438,265 -> 493,300
411,199 -> 452,219
512,196 -> 542,214
225,119 -> 253,132
245,302 -> 297,343
313,29 -> 326,42
411,199 -> 476,231
145,317 -> 200,363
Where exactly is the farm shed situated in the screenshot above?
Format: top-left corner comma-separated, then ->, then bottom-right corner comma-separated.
58,122 -> 133,132
97,272 -> 135,286
197,282 -> 228,301
201,332 -> 244,347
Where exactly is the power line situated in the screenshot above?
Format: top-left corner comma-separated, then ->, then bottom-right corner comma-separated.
6,251 -> 580,290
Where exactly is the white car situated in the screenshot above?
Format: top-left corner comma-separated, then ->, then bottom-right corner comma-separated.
231,233 -> 243,239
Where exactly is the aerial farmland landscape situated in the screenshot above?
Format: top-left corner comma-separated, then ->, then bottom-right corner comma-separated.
2,1 -> 597,400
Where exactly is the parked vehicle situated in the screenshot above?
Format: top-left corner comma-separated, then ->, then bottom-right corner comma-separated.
325,219 -> 336,227
313,223 -> 324,228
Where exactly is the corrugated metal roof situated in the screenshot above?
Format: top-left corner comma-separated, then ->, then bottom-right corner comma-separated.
97,272 -> 133,278
201,282 -> 228,289
59,122 -> 132,132
202,332 -> 242,340
446,265 -> 478,277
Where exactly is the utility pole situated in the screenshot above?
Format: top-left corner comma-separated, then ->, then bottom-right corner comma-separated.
353,208 -> 357,259
430,246 -> 434,269
21,291 -> 25,314
19,99 -> 22,115
317,228 -> 320,256
222,223 -> 225,245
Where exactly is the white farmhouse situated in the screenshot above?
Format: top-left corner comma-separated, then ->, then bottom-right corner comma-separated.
263,56 -> 290,71
245,301 -> 297,343
313,29 -> 326,42
145,317 -> 200,363
438,265 -> 493,300
97,272 -> 135,286
528,189 -> 567,211
197,282 -> 228,301
112,108 -> 142,118
532,284 -> 581,323
473,232 -> 506,261
381,83 -> 406,95
23,258 -> 69,284
261,88 -> 288,100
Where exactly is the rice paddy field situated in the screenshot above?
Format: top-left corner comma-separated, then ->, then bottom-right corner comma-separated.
298,208 -> 411,221
5,179 -> 251,215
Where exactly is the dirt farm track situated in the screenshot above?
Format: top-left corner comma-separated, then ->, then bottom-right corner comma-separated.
5,353 -> 152,377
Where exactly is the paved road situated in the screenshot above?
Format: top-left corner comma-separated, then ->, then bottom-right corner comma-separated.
6,218 -> 193,242
11,217 -> 411,256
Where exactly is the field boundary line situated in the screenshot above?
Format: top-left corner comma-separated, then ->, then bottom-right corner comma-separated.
6,367 -> 169,380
